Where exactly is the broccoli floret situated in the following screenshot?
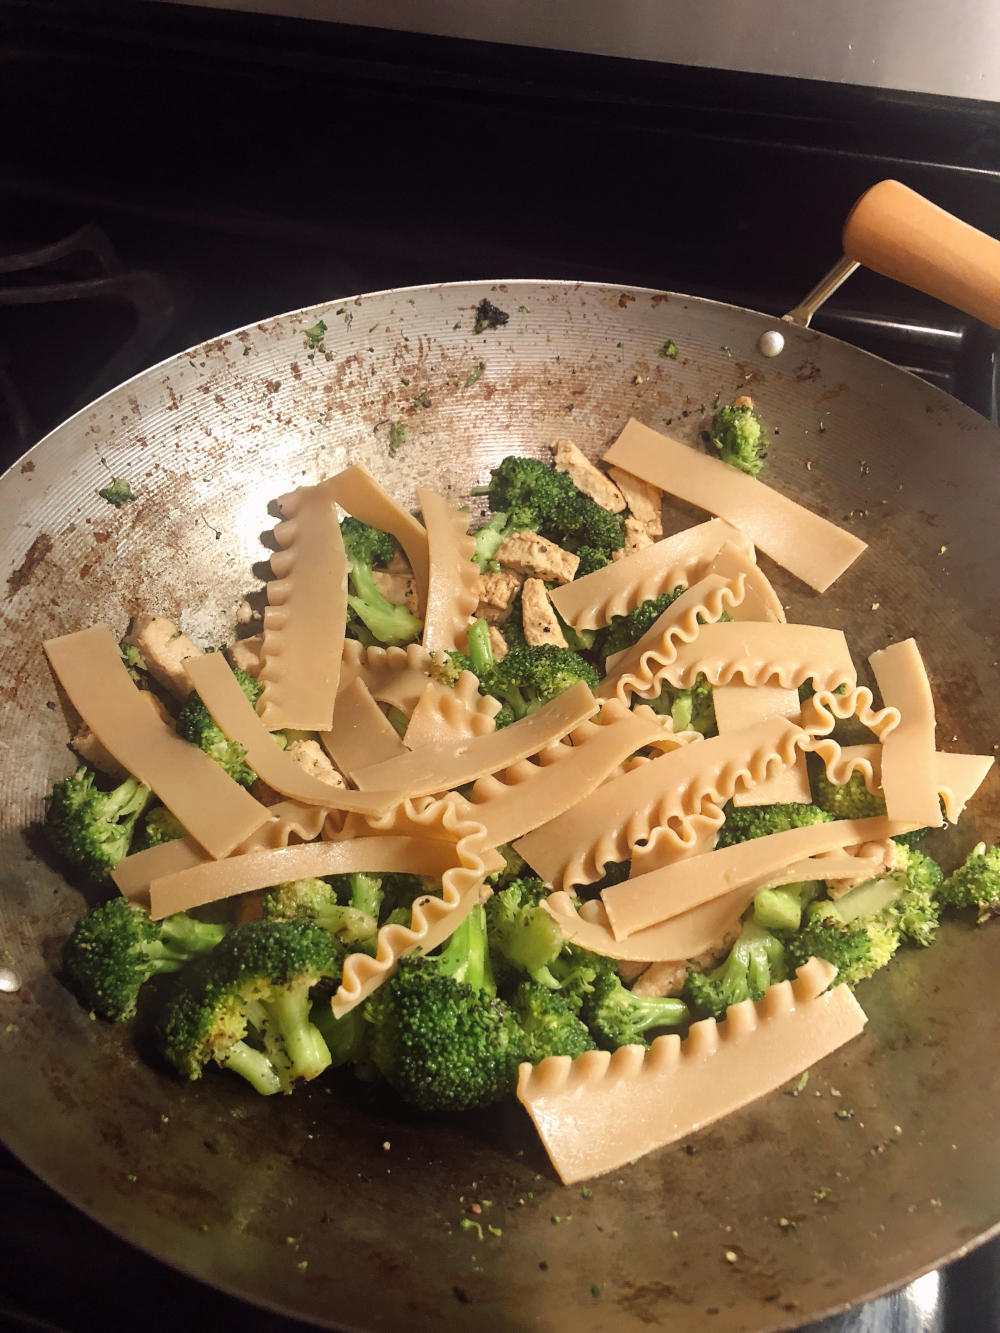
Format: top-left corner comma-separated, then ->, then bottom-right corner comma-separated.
784,913 -> 898,987
340,516 -> 423,647
470,510 -> 535,570
715,801 -> 833,848
119,640 -> 147,684
321,869 -> 426,926
508,980 -> 596,1062
158,918 -> 340,1094
62,897 -> 226,1021
476,643 -> 599,725
580,970 -> 688,1050
710,403 -> 768,476
940,842 -> 1000,917
486,457 -> 625,562
593,586 -> 686,666
98,477 -> 135,508
366,904 -> 523,1111
811,767 -> 884,820
647,675 -> 717,736
573,545 -> 612,577
890,845 -> 943,946
135,806 -> 187,850
311,1000 -> 369,1069
753,881 -> 822,932
261,878 -> 376,946
684,921 -> 787,1020
44,765 -> 153,881
176,663 -> 261,787
485,876 -> 565,990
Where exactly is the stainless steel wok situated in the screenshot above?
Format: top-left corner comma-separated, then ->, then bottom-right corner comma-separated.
1,185 -> 999,1332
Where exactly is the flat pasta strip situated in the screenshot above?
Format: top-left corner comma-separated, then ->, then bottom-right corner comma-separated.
799,684 -> 899,741
603,418 -> 867,592
454,702 -> 673,849
325,463 -> 430,614
602,815 -> 917,940
709,542 -> 785,623
714,684 -> 811,805
597,573 -> 746,703
44,625 -> 270,859
341,640 -> 500,731
329,796 -> 505,1017
869,638 -> 942,828
514,716 -> 805,889
417,487 -> 480,654
516,958 -> 866,1184
542,887 -> 753,963
350,680 -> 598,798
548,518 -> 750,630
112,799 -> 328,904
817,743 -> 995,824
149,833 -> 458,919
319,677 -> 407,778
658,622 -> 857,693
257,479 -> 347,731
183,652 -> 400,813
629,807 -> 727,876
402,676 -> 500,750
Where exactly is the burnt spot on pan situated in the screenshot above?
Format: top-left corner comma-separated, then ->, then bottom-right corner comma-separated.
7,532 -> 53,595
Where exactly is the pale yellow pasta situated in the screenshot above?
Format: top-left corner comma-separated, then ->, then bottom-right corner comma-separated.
417,487 -> 481,654
325,462 -> 430,614
869,638 -> 942,828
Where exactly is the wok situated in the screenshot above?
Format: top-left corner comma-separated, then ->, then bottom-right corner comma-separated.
1,184 -> 999,1332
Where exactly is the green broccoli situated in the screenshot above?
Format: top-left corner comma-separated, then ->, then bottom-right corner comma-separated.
753,881 -> 822,932
158,918 -> 340,1094
475,643 -> 599,726
710,403 -> 768,476
783,912 -> 899,988
62,897 -> 226,1021
646,675 -> 717,736
135,806 -> 187,850
809,765 -> 938,847
176,662 -> 261,787
940,842 -> 1000,918
486,456 -> 625,564
508,980 -> 596,1062
593,586 -> 686,666
684,921 -> 787,1020
310,999 -> 369,1069
890,844 -> 944,947
714,801 -> 833,849
340,516 -> 423,647
470,510 -> 534,570
580,970 -> 688,1050
485,876 -> 565,989
366,904 -> 523,1111
261,878 -> 377,946
44,765 -> 153,881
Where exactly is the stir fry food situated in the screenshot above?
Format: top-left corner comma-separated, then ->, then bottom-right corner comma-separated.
45,409 -> 999,1184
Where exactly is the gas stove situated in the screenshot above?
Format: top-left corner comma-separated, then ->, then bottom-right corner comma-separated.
1,4 -> 999,1330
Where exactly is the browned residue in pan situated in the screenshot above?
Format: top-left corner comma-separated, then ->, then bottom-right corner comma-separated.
7,532 -> 53,595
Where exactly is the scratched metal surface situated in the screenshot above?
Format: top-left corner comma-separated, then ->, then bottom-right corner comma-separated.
0,280 -> 998,1332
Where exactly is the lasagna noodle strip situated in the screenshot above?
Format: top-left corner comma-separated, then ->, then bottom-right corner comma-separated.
340,640 -> 499,730
514,716 -> 805,889
659,622 -> 857,693
324,463 -> 430,613
818,743 -> 995,825
714,684 -> 811,805
516,959 -> 866,1184
43,626 -> 270,859
350,680 -> 598,797
113,799 -> 328,904
602,815 -> 917,940
330,796 -> 505,1017
456,702 -> 672,849
597,573 -> 747,704
548,518 -> 750,630
183,652 -> 398,813
319,677 -> 407,777
417,487 -> 480,654
868,638 -> 942,827
709,542 -> 785,623
603,418 -> 867,592
257,479 -> 347,731
543,886 -> 753,963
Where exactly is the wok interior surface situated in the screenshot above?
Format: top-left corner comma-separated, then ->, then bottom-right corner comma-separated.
1,280 -> 998,1332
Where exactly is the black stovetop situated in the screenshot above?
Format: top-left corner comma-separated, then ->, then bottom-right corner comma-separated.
1,5 -> 999,1330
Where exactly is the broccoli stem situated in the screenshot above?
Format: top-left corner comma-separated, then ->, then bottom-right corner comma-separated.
437,905 -> 495,994
466,618 -> 495,678
348,872 -> 384,920
265,988 -> 332,1083
219,1040 -> 283,1095
158,915 -> 228,960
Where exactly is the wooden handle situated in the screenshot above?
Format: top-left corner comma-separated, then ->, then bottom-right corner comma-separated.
842,179 -> 1000,329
